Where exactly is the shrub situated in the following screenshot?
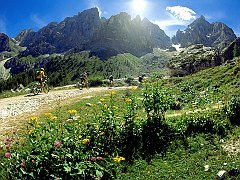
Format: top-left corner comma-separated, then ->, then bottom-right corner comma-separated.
224,96 -> 240,125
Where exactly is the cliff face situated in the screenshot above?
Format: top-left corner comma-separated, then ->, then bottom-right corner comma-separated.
168,44 -> 222,76
0,33 -> 11,53
172,16 -> 236,50
18,8 -> 171,59
221,37 -> 240,61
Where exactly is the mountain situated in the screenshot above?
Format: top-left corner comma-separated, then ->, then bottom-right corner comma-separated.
0,33 -> 11,53
18,8 -> 171,59
172,15 -> 237,50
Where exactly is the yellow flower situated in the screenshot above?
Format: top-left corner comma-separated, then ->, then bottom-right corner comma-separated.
45,113 -> 57,121
79,135 -> 82,139
30,116 -> 39,122
125,98 -> 132,103
100,98 -> 105,102
132,86 -> 138,91
113,156 -> 125,162
68,109 -> 77,116
112,106 -> 118,109
82,138 -> 90,144
99,132 -> 105,136
109,91 -> 116,95
103,104 -> 108,109
28,129 -> 33,135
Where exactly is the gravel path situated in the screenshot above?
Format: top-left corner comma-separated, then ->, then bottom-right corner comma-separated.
0,86 -> 128,142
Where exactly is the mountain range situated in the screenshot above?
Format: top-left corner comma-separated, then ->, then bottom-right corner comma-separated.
0,7 -> 239,90
0,8 -> 237,60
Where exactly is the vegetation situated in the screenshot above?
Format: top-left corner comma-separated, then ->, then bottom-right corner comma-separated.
0,50 -> 240,179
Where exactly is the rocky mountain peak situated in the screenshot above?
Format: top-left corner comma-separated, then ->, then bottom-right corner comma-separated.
172,16 -> 236,50
15,29 -> 33,43
0,33 -> 11,52
17,8 -> 171,59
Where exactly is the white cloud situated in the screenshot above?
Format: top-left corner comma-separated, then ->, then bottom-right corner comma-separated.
0,17 -> 7,34
30,14 -> 46,28
166,6 -> 196,21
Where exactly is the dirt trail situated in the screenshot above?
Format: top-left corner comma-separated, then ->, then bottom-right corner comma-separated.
0,86 -> 129,143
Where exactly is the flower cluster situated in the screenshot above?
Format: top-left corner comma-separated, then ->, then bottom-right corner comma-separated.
82,138 -> 90,144
113,156 -> 125,162
45,113 -> 57,121
68,109 -> 77,116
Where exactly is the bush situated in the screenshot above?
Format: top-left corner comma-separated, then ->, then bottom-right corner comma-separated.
224,96 -> 240,125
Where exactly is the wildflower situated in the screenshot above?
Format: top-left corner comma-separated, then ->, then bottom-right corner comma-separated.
54,141 -> 61,148
112,106 -> 118,109
113,156 -> 125,162
90,157 -> 97,162
68,109 -> 77,116
28,130 -> 33,135
99,132 -> 105,136
91,104 -> 96,107
30,116 -> 39,122
82,138 -> 90,144
97,157 -> 103,161
45,113 -> 57,121
79,135 -> 82,139
31,160 -> 35,164
103,104 -> 108,109
132,86 -> 138,91
125,98 -> 132,103
109,91 -> 116,95
100,98 -> 105,102
5,152 -> 11,158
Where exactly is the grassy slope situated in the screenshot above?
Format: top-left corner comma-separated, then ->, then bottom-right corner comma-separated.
117,58 -> 240,179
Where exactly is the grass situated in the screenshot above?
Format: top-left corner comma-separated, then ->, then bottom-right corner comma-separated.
118,127 -> 240,179
0,59 -> 240,179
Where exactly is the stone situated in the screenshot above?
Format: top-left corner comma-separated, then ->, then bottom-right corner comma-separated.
217,170 -> 227,180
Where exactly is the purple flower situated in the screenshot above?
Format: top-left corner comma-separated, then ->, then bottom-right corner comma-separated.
97,157 -> 103,161
54,141 -> 61,148
5,152 -> 11,158
90,157 -> 97,162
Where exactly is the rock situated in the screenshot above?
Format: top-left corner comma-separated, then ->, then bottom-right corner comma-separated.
18,8 -> 171,59
172,15 -> 236,51
0,33 -> 11,53
217,170 -> 227,180
204,165 -> 210,172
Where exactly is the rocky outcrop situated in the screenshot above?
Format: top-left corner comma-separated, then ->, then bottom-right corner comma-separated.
221,37 -> 240,61
168,44 -> 222,76
172,16 -> 236,50
18,8 -> 171,59
15,29 -> 33,43
0,33 -> 11,52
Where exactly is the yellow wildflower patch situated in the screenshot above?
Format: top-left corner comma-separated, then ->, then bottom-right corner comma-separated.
113,156 -> 125,162
109,91 -> 116,95
82,138 -> 90,144
100,98 -> 105,102
68,109 -> 77,116
125,98 -> 132,103
28,129 -> 33,135
30,116 -> 39,122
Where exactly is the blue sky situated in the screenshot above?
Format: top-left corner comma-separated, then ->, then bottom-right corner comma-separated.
1,0 -> 240,38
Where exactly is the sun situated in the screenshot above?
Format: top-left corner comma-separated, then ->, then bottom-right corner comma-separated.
131,0 -> 147,15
